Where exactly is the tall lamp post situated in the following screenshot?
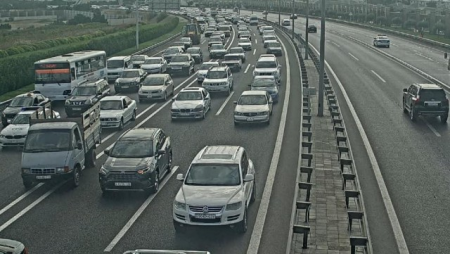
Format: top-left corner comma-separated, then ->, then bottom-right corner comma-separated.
278,0 -> 281,25
445,52 -> 450,71
135,0 -> 139,50
317,0 -> 326,116
305,0 -> 309,60
291,13 -> 297,39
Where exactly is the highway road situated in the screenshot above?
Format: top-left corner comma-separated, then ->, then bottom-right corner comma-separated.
241,10 -> 450,254
0,23 -> 303,253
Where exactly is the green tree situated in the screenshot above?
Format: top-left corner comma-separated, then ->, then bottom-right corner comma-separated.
376,16 -> 387,26
417,20 -> 428,31
68,14 -> 92,25
92,10 -> 107,23
404,19 -> 415,29
391,17 -> 402,26
431,22 -> 444,34
367,13 -> 376,22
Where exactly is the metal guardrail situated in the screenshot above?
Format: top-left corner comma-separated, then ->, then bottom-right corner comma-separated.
0,15 -> 188,108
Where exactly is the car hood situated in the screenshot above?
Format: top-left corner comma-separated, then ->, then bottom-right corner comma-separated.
179,185 -> 242,206
1,123 -> 29,136
22,151 -> 70,169
103,156 -> 154,171
235,104 -> 269,112
68,95 -> 93,102
140,85 -> 164,92
100,110 -> 124,118
172,100 -> 203,109
168,62 -> 190,66
203,78 -> 228,84
141,64 -> 161,69
210,49 -> 227,52
3,107 -> 23,116
198,70 -> 209,75
238,42 -> 251,45
116,77 -> 140,83
255,68 -> 277,73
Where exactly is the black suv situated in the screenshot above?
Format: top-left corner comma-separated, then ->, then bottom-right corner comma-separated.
100,128 -> 172,195
403,83 -> 449,123
2,92 -> 49,127
65,79 -> 110,117
308,25 -> 317,33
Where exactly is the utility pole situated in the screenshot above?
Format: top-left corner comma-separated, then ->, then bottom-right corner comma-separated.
305,0 -> 309,60
317,0 -> 325,116
135,0 -> 139,50
445,53 -> 450,71
278,0 -> 281,25
291,0 -> 296,40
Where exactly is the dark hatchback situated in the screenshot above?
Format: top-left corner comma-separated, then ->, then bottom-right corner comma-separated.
308,25 -> 317,33
403,83 -> 449,123
99,128 -> 172,195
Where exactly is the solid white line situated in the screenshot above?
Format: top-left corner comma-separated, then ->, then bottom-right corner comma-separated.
201,39 -> 206,44
371,70 -> 386,83
104,166 -> 179,252
332,41 -> 341,48
244,64 -> 251,73
253,49 -> 256,55
348,52 -> 359,61
0,183 -> 44,216
215,91 -> 235,116
136,103 -> 157,118
423,119 -> 441,137
255,39 -> 258,44
310,45 -> 410,254
247,33 -> 292,254
0,181 -> 67,233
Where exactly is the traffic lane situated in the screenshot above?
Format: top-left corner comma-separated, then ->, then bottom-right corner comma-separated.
0,35 -> 262,254
320,37 -> 450,253
0,29 -> 237,206
256,31 -> 302,254
110,41 -> 291,254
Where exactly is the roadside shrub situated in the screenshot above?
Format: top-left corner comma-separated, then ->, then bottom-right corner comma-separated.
156,13 -> 168,23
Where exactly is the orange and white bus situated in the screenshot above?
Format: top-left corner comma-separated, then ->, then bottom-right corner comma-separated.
34,50 -> 107,101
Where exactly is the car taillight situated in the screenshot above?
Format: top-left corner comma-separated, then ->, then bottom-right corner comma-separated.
444,98 -> 449,105
413,97 -> 420,104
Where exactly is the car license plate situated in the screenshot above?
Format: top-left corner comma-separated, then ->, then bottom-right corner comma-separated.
247,118 -> 254,122
172,67 -> 182,70
195,214 -> 216,219
36,175 -> 51,180
180,113 -> 190,116
72,108 -> 81,111
115,182 -> 131,187
426,101 -> 439,106
122,85 -> 129,88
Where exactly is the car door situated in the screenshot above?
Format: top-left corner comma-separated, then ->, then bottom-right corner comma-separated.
406,86 -> 415,109
202,89 -> 210,110
240,152 -> 251,205
266,92 -> 273,113
73,128 -> 85,169
155,131 -> 168,173
228,68 -> 233,87
122,98 -> 131,122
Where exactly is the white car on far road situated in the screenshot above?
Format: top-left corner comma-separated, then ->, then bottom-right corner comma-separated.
141,57 -> 167,74
100,96 -> 137,130
233,90 -> 273,125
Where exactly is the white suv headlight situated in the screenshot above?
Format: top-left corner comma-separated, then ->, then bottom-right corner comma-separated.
226,201 -> 242,210
174,201 -> 186,210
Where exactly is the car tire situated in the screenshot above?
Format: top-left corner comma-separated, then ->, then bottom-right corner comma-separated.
403,100 -> 408,114
23,179 -> 33,189
118,118 -> 124,130
131,110 -> 136,121
410,107 -> 417,121
86,149 -> 96,168
441,115 -> 448,124
174,221 -> 186,233
234,121 -> 239,126
72,166 -> 81,188
164,92 -> 168,101
236,209 -> 248,233
250,181 -> 256,203
150,170 -> 160,194
266,118 -> 270,125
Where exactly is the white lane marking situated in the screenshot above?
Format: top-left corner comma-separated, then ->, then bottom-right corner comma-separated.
244,64 -> 251,73
215,91 -> 235,116
104,166 -> 179,252
201,39 -> 206,44
247,33 -> 292,254
0,183 -> 44,216
255,39 -> 258,44
414,52 -> 434,62
423,119 -> 441,137
348,52 -> 359,61
332,41 -> 341,47
371,70 -> 386,83
0,181 -> 67,233
253,49 -> 256,55
310,44 -> 410,254
136,103 -> 157,118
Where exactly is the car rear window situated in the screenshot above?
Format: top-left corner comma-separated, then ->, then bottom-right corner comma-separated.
419,89 -> 446,101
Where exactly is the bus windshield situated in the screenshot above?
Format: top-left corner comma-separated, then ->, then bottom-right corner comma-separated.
35,67 -> 71,84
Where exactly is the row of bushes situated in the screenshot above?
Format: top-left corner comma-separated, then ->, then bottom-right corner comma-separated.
0,16 -> 179,96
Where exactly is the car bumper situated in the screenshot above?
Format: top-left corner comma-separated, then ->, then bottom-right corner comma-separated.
224,64 -> 241,71
241,45 -> 252,51
202,85 -> 230,93
99,173 -> 155,191
171,110 -> 204,119
417,110 -> 448,116
65,105 -> 91,116
167,67 -> 189,75
173,208 -> 244,226
234,115 -> 270,123
107,76 -> 120,83
143,68 -> 162,74
209,53 -> 227,58
267,50 -> 282,56
22,172 -> 72,183
115,84 -> 139,90
101,121 -> 121,128
0,137 -> 26,147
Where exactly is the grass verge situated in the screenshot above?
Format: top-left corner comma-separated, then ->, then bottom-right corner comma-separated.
0,84 -> 34,102
114,19 -> 187,56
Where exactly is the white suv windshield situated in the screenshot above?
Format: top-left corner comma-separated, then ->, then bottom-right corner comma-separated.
207,71 -> 227,79
256,61 -> 277,68
185,164 -> 240,186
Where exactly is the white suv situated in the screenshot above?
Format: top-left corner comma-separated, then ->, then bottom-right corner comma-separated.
202,66 -> 234,95
253,55 -> 282,83
173,145 -> 256,233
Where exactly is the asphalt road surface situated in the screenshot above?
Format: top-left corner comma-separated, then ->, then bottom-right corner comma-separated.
0,23 -> 304,254
241,10 -> 450,254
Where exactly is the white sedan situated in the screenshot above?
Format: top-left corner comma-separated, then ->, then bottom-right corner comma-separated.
100,96 -> 137,130
234,90 -> 273,125
141,57 -> 167,74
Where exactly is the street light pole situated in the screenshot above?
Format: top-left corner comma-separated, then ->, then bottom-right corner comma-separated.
305,0 -> 309,60
135,0 -> 139,50
278,0 -> 281,26
317,0 -> 325,116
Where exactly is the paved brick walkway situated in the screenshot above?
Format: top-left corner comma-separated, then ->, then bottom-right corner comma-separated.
291,59 -> 361,254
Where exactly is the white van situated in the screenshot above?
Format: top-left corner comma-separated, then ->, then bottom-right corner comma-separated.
282,19 -> 291,26
106,56 -> 131,83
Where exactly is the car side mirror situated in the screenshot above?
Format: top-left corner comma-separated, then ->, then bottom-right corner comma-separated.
278,64 -> 282,68
176,173 -> 184,181
403,88 -> 408,93
158,149 -> 166,155
77,142 -> 83,150
269,101 -> 273,104
104,149 -> 110,156
244,173 -> 254,182
123,104 -> 128,108
97,92 -> 102,96
233,101 -> 237,104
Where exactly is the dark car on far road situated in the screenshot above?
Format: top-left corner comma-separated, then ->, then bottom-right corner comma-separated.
65,79 -> 110,117
1,92 -> 49,127
114,69 -> 148,93
308,25 -> 317,33
403,83 -> 449,123
100,128 -> 172,195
